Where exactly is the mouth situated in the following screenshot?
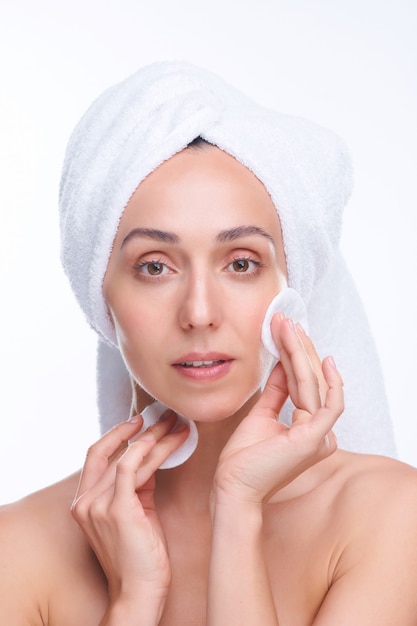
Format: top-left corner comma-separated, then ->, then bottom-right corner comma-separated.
179,359 -> 226,368
172,353 -> 234,381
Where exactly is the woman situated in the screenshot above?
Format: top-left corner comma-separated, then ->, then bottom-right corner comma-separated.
0,62 -> 416,625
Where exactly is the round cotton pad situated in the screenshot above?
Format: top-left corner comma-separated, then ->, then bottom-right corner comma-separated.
261,288 -> 308,360
131,400 -> 199,469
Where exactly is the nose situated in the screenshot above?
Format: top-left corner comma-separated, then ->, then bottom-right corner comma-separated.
178,268 -> 222,331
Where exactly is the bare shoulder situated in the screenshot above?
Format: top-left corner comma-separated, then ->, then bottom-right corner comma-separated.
0,472 -> 105,625
333,450 -> 417,524
273,449 -> 417,573
322,450 -> 417,559
315,451 -> 417,624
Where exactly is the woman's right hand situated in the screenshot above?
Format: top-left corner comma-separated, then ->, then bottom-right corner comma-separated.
71,410 -> 189,623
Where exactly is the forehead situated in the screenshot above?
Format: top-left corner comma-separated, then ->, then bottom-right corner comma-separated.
115,146 -> 282,242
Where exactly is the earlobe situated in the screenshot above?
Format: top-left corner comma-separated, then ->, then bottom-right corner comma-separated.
105,304 -> 115,329
101,267 -> 114,326
102,278 -> 115,328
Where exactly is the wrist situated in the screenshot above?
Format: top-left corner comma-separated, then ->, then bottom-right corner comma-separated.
210,490 -> 264,530
101,591 -> 166,626
104,583 -> 168,626
212,463 -> 273,508
211,482 -> 264,510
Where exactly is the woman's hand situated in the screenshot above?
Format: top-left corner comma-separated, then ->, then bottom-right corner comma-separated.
213,315 -> 344,505
71,411 -> 189,622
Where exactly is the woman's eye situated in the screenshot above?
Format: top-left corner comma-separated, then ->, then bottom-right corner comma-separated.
146,262 -> 165,275
135,261 -> 170,276
227,258 -> 261,274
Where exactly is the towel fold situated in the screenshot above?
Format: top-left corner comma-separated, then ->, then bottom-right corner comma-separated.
60,61 -> 397,459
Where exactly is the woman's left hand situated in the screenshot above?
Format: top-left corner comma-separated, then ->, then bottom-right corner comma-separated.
213,315 -> 344,505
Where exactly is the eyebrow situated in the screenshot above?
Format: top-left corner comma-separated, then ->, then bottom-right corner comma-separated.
121,224 -> 274,248
215,225 -> 274,245
121,228 -> 180,247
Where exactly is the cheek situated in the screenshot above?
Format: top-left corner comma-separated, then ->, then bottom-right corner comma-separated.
111,302 -> 170,387
110,294 -> 154,340
114,326 -> 155,396
111,304 -> 152,366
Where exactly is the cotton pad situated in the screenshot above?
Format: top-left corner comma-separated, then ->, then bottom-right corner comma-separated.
261,287 -> 308,360
131,400 -> 199,469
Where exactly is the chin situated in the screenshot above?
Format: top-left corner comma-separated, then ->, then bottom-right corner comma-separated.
165,388 -> 262,423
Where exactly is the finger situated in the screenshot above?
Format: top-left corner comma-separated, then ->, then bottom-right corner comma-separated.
295,323 -> 328,404
78,410 -> 179,501
113,423 -> 190,505
72,476 -> 115,525
75,417 -> 144,497
72,434 -> 157,520
310,356 -> 344,442
322,356 -> 344,416
273,317 -> 321,414
254,361 -> 289,419
134,422 -> 190,484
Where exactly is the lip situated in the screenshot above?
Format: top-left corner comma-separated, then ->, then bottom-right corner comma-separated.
171,352 -> 234,382
173,351 -> 233,364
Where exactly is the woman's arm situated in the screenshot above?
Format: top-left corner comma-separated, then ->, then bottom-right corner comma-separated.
208,499 -> 278,625
207,316 -> 343,625
0,504 -> 46,626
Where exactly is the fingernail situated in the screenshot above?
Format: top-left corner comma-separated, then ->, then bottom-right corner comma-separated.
287,317 -> 296,331
127,415 -> 140,423
327,356 -> 337,369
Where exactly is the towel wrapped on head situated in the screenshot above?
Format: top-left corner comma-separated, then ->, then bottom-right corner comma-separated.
59,61 -> 397,460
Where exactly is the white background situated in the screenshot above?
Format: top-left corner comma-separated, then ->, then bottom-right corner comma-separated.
0,0 -> 416,504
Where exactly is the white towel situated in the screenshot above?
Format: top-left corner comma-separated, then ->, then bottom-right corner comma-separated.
60,61 -> 397,460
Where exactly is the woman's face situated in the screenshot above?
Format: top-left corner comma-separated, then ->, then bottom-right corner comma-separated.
103,146 -> 287,422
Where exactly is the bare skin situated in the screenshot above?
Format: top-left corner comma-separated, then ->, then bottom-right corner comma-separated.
1,423 -> 417,625
1,146 -> 417,625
